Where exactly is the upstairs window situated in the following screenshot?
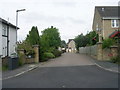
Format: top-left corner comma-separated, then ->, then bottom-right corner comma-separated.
2,24 -> 7,36
111,20 -> 119,28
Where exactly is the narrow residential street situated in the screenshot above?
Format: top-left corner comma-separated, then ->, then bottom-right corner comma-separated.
3,53 -> 118,88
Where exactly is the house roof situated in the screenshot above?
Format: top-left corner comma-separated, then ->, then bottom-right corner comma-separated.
0,17 -> 19,29
95,6 -> 119,18
67,39 -> 74,44
109,30 -> 120,38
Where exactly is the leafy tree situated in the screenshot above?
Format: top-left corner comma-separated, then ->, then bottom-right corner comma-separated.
74,34 -> 89,50
26,26 -> 40,45
86,31 -> 99,45
61,40 -> 67,48
74,31 -> 99,50
40,26 -> 61,61
41,26 -> 61,51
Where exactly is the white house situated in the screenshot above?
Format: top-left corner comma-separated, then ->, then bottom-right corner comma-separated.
66,39 -> 77,53
0,18 -> 19,58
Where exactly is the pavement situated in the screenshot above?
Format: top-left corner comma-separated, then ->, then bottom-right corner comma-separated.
89,55 -> 119,73
2,53 -> 119,80
2,63 -> 38,80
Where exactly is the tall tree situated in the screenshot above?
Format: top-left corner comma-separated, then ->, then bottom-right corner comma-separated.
26,26 -> 40,45
41,26 -> 61,51
74,31 -> 99,50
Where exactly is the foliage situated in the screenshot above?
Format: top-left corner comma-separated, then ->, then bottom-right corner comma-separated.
51,49 -> 62,57
26,26 -> 40,45
40,26 -> 61,61
110,56 -> 120,64
86,31 -> 99,45
18,26 -> 62,62
41,52 -> 55,61
18,53 -> 25,66
17,41 -> 35,56
102,38 -> 115,49
41,26 -> 61,50
61,40 -> 67,48
74,31 -> 98,50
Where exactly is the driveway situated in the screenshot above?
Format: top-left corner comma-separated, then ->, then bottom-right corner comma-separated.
2,53 -> 118,88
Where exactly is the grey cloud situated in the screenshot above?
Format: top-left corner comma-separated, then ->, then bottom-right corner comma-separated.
23,12 -> 85,25
52,1 -> 78,7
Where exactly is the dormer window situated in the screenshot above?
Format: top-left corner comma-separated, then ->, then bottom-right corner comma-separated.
111,19 -> 119,28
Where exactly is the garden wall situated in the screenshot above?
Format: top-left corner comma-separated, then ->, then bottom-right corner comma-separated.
79,43 -> 118,61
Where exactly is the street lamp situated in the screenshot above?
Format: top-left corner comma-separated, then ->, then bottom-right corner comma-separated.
15,9 -> 25,55
16,9 -> 26,43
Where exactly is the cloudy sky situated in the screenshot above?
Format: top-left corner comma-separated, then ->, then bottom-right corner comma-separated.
0,0 -> 119,42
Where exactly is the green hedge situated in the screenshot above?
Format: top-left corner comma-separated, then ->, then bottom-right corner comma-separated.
41,52 -> 55,61
51,49 -> 62,57
102,38 -> 115,49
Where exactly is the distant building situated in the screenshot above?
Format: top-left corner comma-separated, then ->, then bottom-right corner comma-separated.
0,18 -> 19,57
92,6 -> 120,39
66,39 -> 77,53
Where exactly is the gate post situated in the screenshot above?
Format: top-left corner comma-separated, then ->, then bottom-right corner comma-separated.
97,42 -> 103,60
33,45 -> 39,63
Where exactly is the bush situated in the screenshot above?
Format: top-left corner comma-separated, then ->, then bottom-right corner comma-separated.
44,52 -> 55,58
51,49 -> 62,57
18,53 -> 25,66
110,56 -> 120,63
17,41 -> 35,57
102,38 -> 115,49
41,52 -> 55,61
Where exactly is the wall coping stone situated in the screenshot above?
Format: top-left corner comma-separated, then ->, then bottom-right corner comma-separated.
110,46 -> 118,48
32,45 -> 39,47
17,49 -> 25,51
97,42 -> 103,44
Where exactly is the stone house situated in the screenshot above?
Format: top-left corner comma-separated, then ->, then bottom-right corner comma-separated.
0,18 -> 19,57
92,6 -> 120,39
66,39 -> 77,53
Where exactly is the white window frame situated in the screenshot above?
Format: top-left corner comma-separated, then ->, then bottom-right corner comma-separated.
2,24 -> 7,36
111,19 -> 119,28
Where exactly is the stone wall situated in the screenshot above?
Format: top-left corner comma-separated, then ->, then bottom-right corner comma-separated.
2,57 -> 9,66
79,43 -> 118,61
2,45 -> 40,66
17,45 -> 40,64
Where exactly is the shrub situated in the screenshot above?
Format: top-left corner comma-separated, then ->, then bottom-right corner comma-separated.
18,53 -> 25,66
102,38 -> 115,49
17,41 -> 35,57
51,49 -> 62,57
44,52 -> 55,58
110,56 -> 120,63
41,52 -> 55,61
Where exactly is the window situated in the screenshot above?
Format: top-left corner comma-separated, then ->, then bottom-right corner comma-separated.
2,24 -> 7,36
111,20 -> 119,28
